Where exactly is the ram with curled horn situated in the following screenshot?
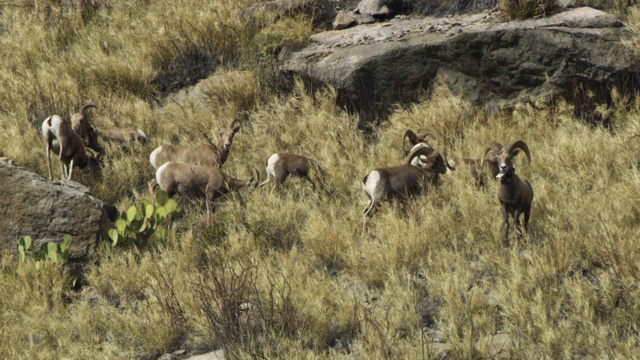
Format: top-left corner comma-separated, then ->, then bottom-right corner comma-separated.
402,128 -> 437,157
362,144 -> 454,216
481,139 -> 533,246
42,114 -> 101,182
149,119 -> 242,169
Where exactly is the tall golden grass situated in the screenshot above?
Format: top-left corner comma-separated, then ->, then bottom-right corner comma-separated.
1,0 -> 640,358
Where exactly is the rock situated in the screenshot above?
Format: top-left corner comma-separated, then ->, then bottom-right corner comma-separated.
186,349 -> 225,360
245,0 -> 337,30
557,0 -> 576,8
282,7 -> 640,121
0,161 -> 117,261
333,10 -> 357,30
356,0 -> 401,18
476,333 -> 513,359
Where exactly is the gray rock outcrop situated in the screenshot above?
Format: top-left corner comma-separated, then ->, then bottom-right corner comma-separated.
0,160 -> 117,260
283,7 -> 640,120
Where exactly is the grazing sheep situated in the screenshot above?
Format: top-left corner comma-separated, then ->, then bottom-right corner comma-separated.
149,119 -> 241,169
42,115 -> 100,181
71,104 -> 149,150
258,153 -> 330,194
481,140 -> 533,245
155,161 -> 258,215
362,145 -> 454,216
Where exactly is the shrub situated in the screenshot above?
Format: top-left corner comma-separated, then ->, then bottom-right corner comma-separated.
17,234 -> 77,287
108,191 -> 180,250
499,0 -> 558,19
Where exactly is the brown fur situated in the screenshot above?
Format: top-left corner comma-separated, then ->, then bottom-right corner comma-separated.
155,161 -> 256,215
481,140 -> 533,245
71,104 -> 148,150
363,146 -> 453,216
259,153 -> 331,194
149,120 -> 241,169
42,115 -> 99,181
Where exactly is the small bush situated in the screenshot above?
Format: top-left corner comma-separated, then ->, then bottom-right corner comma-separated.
499,0 -> 558,19
108,191 -> 179,250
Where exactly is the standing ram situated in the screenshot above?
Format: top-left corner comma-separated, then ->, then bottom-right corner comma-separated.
42,115 -> 100,182
481,140 -> 533,246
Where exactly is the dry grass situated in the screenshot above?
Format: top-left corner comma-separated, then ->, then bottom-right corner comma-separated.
2,1 -> 640,359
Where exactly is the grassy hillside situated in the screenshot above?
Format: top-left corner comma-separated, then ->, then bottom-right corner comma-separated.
1,1 -> 640,359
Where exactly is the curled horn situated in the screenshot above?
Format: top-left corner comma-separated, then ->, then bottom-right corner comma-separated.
230,119 -> 242,132
403,129 -> 418,155
480,142 -> 504,167
85,147 -> 100,159
406,146 -> 435,166
505,140 -> 531,164
415,128 -> 438,142
440,148 -> 455,171
80,104 -> 97,115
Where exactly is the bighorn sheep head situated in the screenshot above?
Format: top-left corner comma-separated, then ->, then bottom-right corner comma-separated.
403,128 -> 437,155
481,140 -> 530,179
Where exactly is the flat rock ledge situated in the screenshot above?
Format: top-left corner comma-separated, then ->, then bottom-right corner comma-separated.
282,7 -> 639,120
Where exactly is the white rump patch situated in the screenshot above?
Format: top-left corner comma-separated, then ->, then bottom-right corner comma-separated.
265,153 -> 280,178
149,146 -> 163,169
156,162 -> 171,186
362,170 -> 381,197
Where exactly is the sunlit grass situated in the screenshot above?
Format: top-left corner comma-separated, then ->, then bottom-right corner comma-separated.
1,1 -> 640,358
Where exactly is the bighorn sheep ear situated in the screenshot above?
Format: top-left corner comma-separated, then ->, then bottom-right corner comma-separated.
505,140 -> 531,165
231,119 -> 242,133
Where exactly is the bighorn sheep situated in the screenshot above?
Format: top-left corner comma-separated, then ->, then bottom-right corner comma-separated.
71,104 -> 149,151
154,161 -> 258,215
450,145 -> 501,189
402,128 -> 436,156
362,145 -> 455,216
149,119 -> 241,169
258,153 -> 331,194
481,140 -> 533,245
42,115 -> 100,181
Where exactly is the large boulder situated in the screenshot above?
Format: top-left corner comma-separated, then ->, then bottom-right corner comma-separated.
282,7 -> 640,121
0,160 -> 117,261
